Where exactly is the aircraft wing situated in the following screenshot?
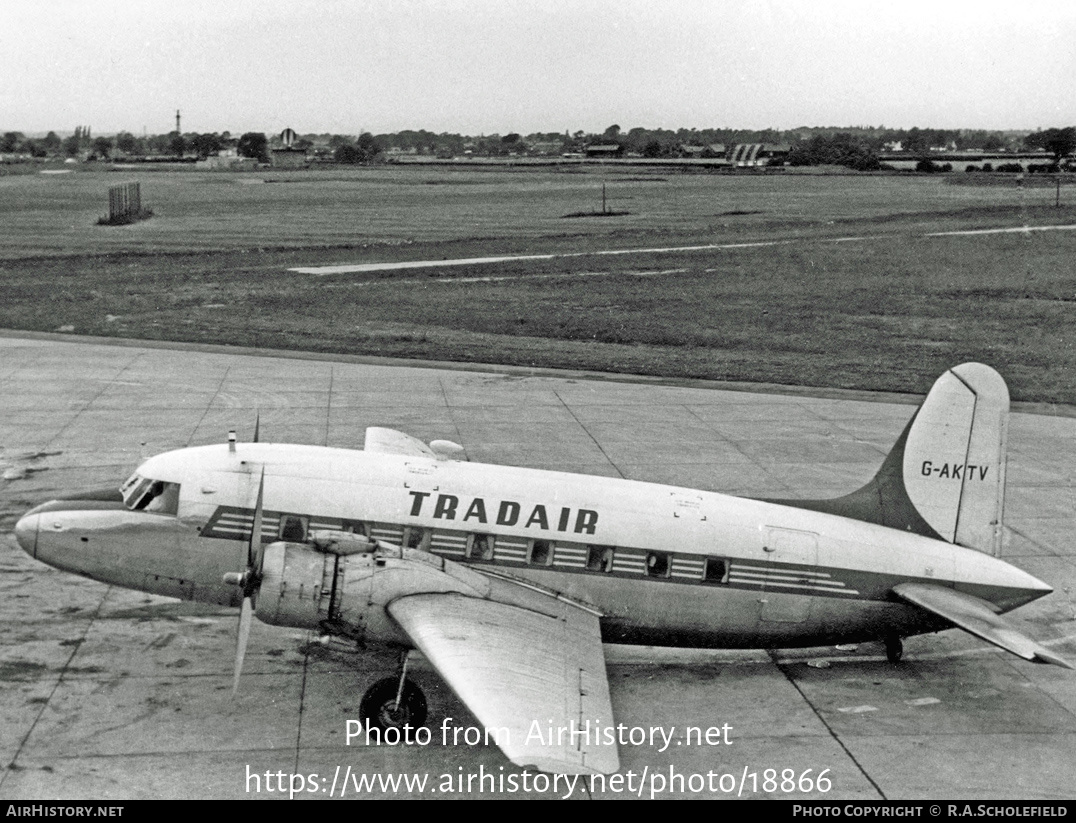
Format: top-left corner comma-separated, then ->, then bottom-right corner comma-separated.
388,592 -> 619,774
892,582 -> 1072,669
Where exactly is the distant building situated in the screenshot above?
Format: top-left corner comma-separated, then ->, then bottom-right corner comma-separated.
196,147 -> 249,169
727,144 -> 790,166
584,143 -> 623,158
528,140 -> 563,156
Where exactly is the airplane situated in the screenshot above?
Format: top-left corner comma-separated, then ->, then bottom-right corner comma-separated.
12,362 -> 1071,776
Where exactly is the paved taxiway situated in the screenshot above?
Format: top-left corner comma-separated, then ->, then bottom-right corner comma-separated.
1,334 -> 1073,800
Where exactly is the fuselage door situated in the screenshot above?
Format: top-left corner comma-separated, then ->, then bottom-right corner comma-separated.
760,526 -> 818,623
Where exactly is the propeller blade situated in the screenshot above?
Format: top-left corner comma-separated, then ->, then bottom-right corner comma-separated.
247,468 -> 265,571
233,596 -> 253,693
253,412 -> 260,444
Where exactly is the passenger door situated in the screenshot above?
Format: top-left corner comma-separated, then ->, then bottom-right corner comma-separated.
760,526 -> 818,623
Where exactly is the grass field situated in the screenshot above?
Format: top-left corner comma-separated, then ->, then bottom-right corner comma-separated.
1,164 -> 1074,403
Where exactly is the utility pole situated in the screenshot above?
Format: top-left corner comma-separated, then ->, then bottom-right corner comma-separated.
176,109 -> 181,133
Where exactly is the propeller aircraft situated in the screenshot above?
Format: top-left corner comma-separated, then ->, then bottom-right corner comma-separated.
13,363 -> 1070,775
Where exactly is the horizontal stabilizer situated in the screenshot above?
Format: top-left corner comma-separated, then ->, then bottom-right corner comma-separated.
893,583 -> 1072,669
364,428 -> 468,461
429,440 -> 469,461
363,427 -> 436,457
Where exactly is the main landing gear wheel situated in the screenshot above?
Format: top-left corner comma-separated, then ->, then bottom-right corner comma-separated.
884,635 -> 904,664
359,677 -> 428,731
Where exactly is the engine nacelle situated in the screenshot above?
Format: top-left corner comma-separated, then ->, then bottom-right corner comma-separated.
254,541 -> 489,646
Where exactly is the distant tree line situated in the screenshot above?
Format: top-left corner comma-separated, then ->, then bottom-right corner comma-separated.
787,134 -> 882,171
1024,127 -> 1076,164
334,133 -> 381,164
2,124 -> 1073,171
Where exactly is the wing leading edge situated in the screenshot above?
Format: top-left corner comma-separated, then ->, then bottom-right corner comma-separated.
893,583 -> 1072,669
388,593 -> 619,775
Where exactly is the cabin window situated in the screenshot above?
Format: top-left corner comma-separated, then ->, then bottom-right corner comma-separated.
404,527 -> 430,551
340,519 -> 370,537
279,515 -> 308,542
528,539 -> 554,566
469,533 -> 494,560
646,551 -> 670,578
586,545 -> 615,573
704,557 -> 729,584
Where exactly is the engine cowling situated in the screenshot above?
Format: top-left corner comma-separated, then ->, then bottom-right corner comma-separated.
253,541 -> 489,646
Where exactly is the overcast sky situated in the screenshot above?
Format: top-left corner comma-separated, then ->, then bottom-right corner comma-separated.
3,0 -> 1075,136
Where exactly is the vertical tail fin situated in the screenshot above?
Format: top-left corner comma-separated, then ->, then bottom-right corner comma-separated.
770,363 -> 1009,555
900,363 -> 1008,554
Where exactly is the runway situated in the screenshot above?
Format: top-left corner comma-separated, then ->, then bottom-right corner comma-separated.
1,334 -> 1073,799
288,223 -> 1076,276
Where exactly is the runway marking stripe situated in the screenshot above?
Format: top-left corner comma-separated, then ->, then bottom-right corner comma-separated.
927,224 -> 1076,237
288,224 -> 1076,277
289,241 -> 789,275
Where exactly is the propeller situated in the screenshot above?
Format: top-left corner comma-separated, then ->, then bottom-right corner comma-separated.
234,597 -> 253,693
224,467 -> 265,693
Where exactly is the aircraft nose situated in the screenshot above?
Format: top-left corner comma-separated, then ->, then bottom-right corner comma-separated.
14,512 -> 38,557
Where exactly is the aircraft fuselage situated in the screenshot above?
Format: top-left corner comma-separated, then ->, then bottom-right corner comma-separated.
15,442 -> 1050,652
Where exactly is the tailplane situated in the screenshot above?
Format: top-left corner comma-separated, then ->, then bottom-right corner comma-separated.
770,363 -> 1009,555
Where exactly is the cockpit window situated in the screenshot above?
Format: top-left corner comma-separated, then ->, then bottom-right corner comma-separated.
120,473 -> 142,500
122,474 -> 180,515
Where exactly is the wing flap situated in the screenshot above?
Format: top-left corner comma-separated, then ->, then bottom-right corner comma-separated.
388,593 -> 619,774
893,582 -> 1072,669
